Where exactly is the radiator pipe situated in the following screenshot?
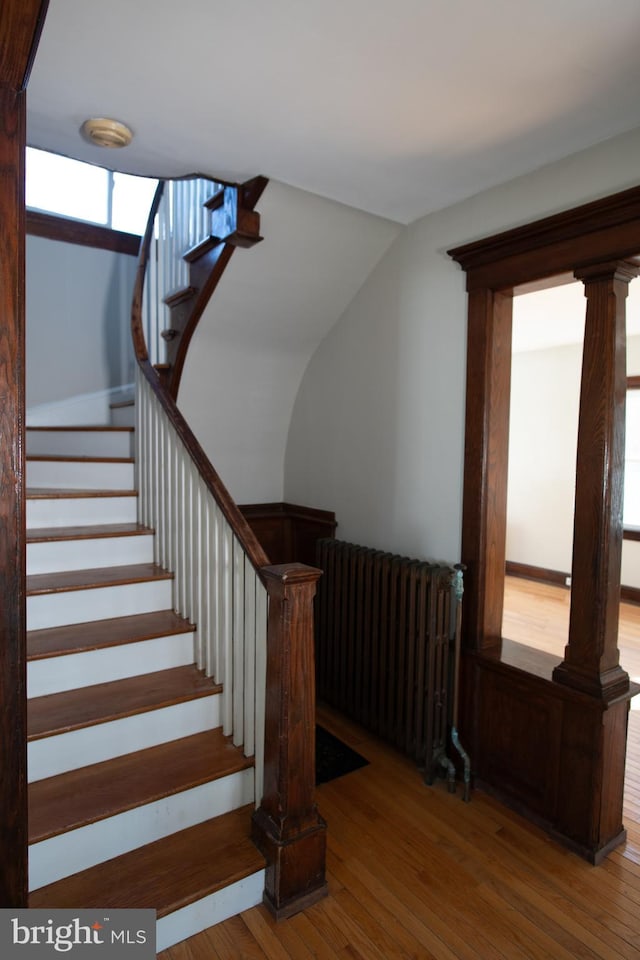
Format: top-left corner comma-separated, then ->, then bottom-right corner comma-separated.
451,727 -> 471,802
442,754 -> 457,794
450,564 -> 471,802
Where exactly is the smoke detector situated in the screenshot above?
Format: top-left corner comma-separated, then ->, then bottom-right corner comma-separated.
80,117 -> 133,148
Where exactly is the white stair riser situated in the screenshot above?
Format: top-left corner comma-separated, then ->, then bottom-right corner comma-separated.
26,430 -> 134,459
28,694 -> 221,782
27,495 -> 138,529
29,767 -> 255,890
27,579 -> 173,631
28,632 -> 196,698
28,459 -> 135,490
27,533 -> 154,575
157,870 -> 265,952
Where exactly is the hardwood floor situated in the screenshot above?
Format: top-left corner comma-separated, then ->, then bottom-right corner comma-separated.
160,692 -> 640,959
502,575 -> 640,684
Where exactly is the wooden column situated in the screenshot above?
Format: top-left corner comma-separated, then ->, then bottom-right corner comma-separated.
252,563 -> 327,920
0,80 -> 28,910
553,260 -> 638,700
461,286 -> 513,656
0,0 -> 49,907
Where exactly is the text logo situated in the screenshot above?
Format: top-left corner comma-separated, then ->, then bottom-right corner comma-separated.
0,910 -> 155,959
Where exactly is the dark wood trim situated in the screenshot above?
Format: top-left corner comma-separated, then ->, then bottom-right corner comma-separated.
628,375 -> 640,390
449,184 -> 640,291
252,564 -> 327,919
0,81 -> 28,910
239,502 -> 337,566
0,0 -> 49,90
554,261 -> 636,700
505,561 -> 568,587
451,185 -> 640,861
621,585 -> 640,605
461,287 -> 512,656
624,526 -> 640,541
507,559 -> 640,604
0,0 -> 49,908
26,210 -> 141,256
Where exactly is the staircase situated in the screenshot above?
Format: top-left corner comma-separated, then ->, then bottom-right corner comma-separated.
25,419 -> 265,951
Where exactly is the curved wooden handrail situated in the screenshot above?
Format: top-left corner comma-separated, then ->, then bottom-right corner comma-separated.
131,179 -> 164,363
131,176 -> 269,574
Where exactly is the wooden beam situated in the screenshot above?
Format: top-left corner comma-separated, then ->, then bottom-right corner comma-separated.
0,0 -> 49,91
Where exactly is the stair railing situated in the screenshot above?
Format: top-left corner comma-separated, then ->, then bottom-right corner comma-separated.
132,174 -> 327,919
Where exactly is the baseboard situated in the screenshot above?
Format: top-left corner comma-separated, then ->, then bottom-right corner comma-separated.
506,560 -> 640,606
505,561 -> 568,587
26,384 -> 134,426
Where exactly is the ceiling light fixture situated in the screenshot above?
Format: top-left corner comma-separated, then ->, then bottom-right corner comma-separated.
80,117 -> 133,148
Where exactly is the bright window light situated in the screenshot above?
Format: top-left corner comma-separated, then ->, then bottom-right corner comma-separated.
112,172 -> 158,235
26,148 -> 109,224
26,147 -> 157,235
625,389 -> 640,527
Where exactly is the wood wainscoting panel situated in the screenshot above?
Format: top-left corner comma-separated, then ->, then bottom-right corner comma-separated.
462,649 -> 636,863
239,502 -> 336,567
472,657 -> 562,818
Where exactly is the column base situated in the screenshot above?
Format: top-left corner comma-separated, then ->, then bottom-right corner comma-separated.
252,807 -> 328,920
552,660 -> 630,701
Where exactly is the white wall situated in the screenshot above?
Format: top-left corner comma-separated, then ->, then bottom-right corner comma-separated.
26,235 -> 137,417
284,126 -> 640,564
507,303 -> 640,589
177,180 -> 400,503
507,340 -> 581,573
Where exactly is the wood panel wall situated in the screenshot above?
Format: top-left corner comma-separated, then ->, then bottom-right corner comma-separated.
239,502 -> 336,567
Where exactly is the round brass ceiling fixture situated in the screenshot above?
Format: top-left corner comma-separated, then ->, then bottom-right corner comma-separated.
80,117 -> 133,148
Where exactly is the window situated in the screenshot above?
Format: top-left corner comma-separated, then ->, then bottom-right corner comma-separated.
26,147 -> 157,236
625,379 -> 640,529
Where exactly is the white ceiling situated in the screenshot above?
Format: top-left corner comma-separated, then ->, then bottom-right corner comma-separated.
27,0 -> 640,225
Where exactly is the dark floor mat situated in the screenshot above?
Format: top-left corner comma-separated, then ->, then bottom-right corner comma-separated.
315,724 -> 369,784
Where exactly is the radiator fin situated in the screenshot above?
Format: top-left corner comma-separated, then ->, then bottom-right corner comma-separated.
315,538 -> 457,778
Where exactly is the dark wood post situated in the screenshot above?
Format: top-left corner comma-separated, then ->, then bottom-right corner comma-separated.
0,0 -> 49,907
553,260 -> 639,700
252,563 -> 327,920
461,286 -> 513,656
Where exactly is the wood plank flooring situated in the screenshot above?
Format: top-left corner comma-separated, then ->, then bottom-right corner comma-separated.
502,575 -> 640,683
160,693 -> 640,959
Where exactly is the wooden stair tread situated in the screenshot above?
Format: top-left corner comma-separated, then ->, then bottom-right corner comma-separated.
29,806 -> 264,915
29,729 -> 252,843
28,609 -> 193,660
109,399 -> 134,408
28,665 -> 219,740
27,425 -> 134,433
27,562 -> 171,596
27,487 -> 137,499
27,522 -> 153,543
27,454 -> 133,463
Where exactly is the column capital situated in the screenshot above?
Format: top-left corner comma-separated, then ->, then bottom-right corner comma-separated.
574,259 -> 639,285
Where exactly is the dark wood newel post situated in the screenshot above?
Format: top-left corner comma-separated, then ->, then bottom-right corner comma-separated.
553,259 -> 639,700
252,563 -> 328,920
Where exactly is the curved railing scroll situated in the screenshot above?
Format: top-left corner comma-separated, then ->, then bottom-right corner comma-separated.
131,174 -> 327,919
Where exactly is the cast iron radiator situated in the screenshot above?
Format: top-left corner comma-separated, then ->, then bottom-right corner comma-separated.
315,537 -> 470,796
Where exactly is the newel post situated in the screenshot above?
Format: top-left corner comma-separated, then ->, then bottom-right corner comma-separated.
252,563 -> 328,920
